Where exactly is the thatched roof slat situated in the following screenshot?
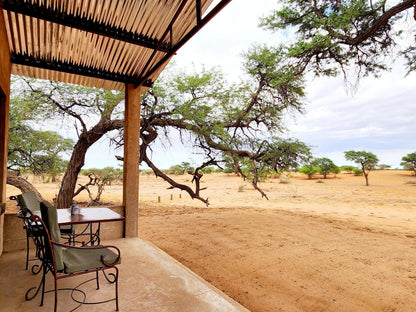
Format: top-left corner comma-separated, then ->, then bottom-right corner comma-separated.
3,0 -> 229,91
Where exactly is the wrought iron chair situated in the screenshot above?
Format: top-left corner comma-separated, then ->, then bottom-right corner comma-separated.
10,194 -> 39,271
25,201 -> 120,312
12,191 -> 75,244
11,192 -> 71,271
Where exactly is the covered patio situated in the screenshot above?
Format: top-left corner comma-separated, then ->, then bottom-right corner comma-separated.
0,0 -> 248,310
0,237 -> 248,311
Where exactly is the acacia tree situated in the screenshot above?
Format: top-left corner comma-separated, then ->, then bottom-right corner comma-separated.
114,46 -> 312,204
400,152 -> 416,175
344,150 -> 379,186
312,157 -> 339,179
11,79 -> 125,208
261,0 -> 416,82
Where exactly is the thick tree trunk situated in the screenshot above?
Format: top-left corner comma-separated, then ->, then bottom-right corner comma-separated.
6,171 -> 44,202
55,117 -> 124,208
364,172 -> 369,186
56,138 -> 89,208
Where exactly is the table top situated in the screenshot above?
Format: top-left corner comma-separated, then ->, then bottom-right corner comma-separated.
57,207 -> 125,225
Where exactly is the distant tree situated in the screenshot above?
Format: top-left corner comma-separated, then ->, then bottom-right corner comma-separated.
378,164 -> 391,170
221,138 -> 311,195
400,152 -> 416,175
167,165 -> 186,175
180,162 -> 195,173
312,157 -> 339,179
298,164 -> 320,180
344,150 -> 379,186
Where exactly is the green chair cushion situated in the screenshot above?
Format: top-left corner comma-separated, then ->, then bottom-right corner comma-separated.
62,247 -> 120,274
19,192 -> 40,211
40,201 -> 64,271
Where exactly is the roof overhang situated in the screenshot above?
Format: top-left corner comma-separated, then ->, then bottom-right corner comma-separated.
1,0 -> 231,91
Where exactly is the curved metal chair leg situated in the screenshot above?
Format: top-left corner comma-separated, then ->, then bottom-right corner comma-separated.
25,232 -> 30,270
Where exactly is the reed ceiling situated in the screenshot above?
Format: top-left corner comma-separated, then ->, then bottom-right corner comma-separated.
1,0 -> 231,91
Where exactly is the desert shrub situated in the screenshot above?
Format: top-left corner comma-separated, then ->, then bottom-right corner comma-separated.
201,166 -> 215,174
341,165 -> 356,173
140,169 -> 153,175
223,167 -> 234,173
167,165 -> 185,175
353,168 -> 363,176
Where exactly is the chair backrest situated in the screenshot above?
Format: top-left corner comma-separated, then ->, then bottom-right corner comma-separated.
22,214 -> 49,261
18,191 -> 40,212
40,201 -> 64,271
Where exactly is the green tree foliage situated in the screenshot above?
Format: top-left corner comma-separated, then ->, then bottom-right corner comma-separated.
400,152 -> 416,175
260,0 -> 416,83
127,47 -> 311,203
8,94 -> 73,181
344,150 -> 379,185
312,157 -> 339,178
298,164 -> 320,179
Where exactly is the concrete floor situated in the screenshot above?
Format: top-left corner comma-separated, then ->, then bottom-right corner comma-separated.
0,237 -> 249,312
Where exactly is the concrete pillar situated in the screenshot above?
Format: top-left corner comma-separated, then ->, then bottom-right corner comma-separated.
0,10 -> 11,255
123,84 -> 141,237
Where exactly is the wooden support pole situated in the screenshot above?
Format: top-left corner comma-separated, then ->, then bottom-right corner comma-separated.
0,10 -> 11,255
123,84 -> 141,237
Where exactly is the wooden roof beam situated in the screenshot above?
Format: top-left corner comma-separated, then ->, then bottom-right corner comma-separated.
11,52 -> 153,87
2,0 -> 171,53
137,0 -> 190,81
136,0 -> 232,87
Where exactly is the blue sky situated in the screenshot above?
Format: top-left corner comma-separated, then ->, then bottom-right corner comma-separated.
84,0 -> 415,169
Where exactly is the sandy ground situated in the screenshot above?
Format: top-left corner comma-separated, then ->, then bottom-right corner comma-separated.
6,170 -> 416,311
